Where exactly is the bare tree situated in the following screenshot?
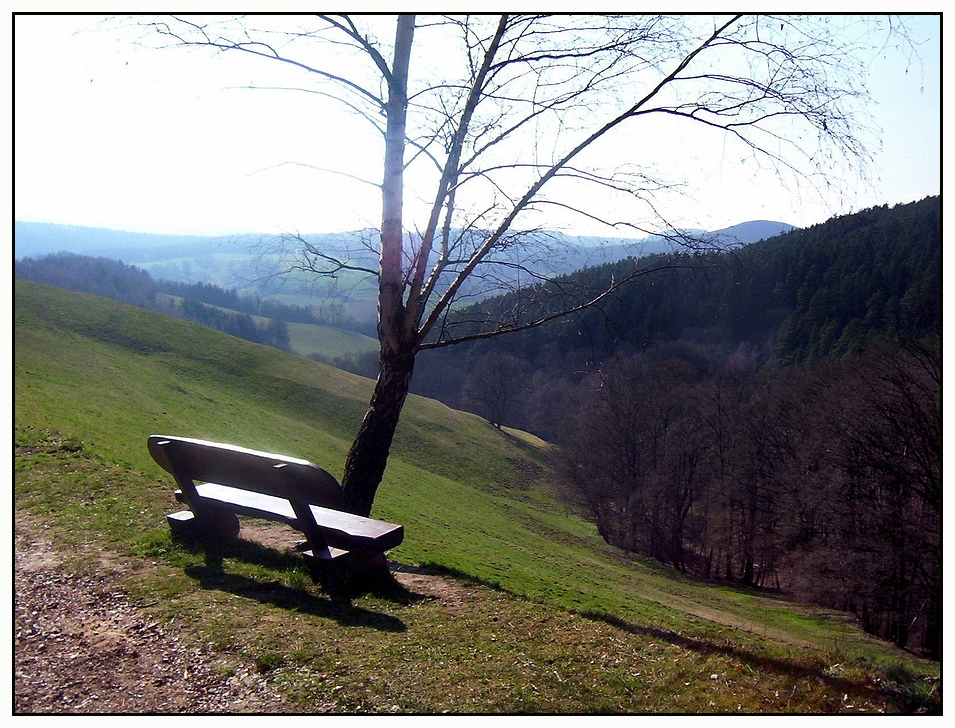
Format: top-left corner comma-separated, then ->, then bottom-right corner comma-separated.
462,351 -> 525,430
819,341 -> 941,655
140,14 -> 902,518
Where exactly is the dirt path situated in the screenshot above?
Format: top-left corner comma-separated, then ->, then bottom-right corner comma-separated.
13,525 -> 294,713
13,519 -> 467,714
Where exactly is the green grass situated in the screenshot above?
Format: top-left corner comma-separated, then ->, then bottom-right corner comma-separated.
161,292 -> 378,360
13,279 -> 940,714
285,320 -> 377,359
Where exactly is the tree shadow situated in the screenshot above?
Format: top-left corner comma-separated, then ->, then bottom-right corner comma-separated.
175,538 -> 427,632
578,609 -> 934,713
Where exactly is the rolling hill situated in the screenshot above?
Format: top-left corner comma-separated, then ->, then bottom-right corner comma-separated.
13,279 -> 938,713
14,219 -> 794,326
14,220 -> 793,264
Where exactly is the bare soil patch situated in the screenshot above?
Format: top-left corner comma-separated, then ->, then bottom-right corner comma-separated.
239,520 -> 476,604
13,518 -> 464,714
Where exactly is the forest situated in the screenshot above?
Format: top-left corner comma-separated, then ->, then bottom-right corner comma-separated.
559,341 -> 940,658
389,198 -> 940,427
415,197 -> 940,658
14,196 -> 941,657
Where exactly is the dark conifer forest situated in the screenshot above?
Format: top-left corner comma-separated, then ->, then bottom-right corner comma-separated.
14,196 -> 941,657
414,197 -> 940,658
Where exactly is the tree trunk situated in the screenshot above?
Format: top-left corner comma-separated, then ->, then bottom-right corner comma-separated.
924,593 -> 941,660
341,346 -> 416,517
339,15 -> 416,520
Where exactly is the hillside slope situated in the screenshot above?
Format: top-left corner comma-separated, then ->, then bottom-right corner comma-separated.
14,279 -> 938,712
443,197 -> 939,368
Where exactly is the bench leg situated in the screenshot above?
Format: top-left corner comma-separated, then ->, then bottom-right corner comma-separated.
167,509 -> 241,542
301,546 -> 348,589
302,548 -> 392,593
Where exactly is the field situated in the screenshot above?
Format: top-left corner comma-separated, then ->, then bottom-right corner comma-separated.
13,279 -> 940,713
285,320 -> 377,360
160,292 -> 378,361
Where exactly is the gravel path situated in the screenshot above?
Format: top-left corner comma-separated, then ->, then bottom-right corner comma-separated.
14,525 -> 291,714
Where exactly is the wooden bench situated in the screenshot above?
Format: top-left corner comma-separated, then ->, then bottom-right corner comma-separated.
148,435 -> 403,587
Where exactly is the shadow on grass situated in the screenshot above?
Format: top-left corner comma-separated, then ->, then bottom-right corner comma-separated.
579,610 -> 940,715
413,561 -> 511,594
176,538 -> 425,633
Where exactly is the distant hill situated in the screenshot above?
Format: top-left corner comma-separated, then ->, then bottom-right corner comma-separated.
13,219 -> 794,323
551,220 -> 794,272
13,219 -> 793,263
13,222 -> 382,320
12,222 -> 247,263
711,219 -> 795,245
13,220 -> 793,274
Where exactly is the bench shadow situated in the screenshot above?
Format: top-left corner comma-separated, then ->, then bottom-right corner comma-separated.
177,539 -> 422,633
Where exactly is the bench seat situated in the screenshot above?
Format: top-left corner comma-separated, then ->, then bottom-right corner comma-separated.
173,483 -> 404,552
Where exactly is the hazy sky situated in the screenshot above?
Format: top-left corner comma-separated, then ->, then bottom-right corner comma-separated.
12,13 -> 941,238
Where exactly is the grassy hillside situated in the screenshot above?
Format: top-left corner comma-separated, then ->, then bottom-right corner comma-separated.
159,293 -> 378,360
14,280 -> 939,713
285,320 -> 378,360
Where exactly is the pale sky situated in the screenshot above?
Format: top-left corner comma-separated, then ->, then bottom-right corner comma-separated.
10,12 -> 942,238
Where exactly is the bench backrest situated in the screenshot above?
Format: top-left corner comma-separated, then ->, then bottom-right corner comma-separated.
148,435 -> 343,511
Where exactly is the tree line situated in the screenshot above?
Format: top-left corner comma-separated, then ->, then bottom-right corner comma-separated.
160,279 -> 375,337
484,197 -> 938,366
13,252 -> 307,351
557,340 -> 939,658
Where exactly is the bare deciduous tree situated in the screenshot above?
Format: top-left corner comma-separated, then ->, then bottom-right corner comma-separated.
140,14 -> 903,518
462,351 -> 525,430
